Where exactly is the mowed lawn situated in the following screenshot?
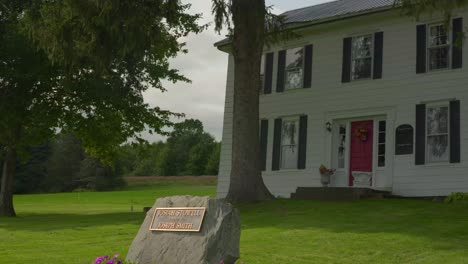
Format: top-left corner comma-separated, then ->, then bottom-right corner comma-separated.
1,181 -> 468,264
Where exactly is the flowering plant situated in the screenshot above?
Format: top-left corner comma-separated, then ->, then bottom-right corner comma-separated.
95,254 -> 125,264
319,164 -> 335,176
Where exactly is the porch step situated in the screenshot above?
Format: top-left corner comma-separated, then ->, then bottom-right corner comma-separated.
291,187 -> 390,202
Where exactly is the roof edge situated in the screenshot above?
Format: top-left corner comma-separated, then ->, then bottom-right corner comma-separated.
214,3 -> 398,49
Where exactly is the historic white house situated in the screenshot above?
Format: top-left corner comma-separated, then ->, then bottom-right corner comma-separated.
215,0 -> 467,198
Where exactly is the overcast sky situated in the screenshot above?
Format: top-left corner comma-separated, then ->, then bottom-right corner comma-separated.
142,0 -> 334,142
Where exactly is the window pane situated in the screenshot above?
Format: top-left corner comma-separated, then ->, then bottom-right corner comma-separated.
429,47 -> 449,70
260,55 -> 265,93
286,68 -> 303,90
352,35 -> 372,58
378,144 -> 386,155
281,120 -> 298,145
352,58 -> 372,79
378,155 -> 385,167
286,48 -> 304,69
285,48 -> 304,90
430,25 -> 449,46
337,124 -> 346,169
379,121 -> 386,132
427,135 -> 449,162
378,132 -> 386,143
427,106 -> 449,135
281,146 -> 297,169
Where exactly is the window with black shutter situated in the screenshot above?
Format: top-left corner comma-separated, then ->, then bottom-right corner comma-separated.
415,101 -> 461,165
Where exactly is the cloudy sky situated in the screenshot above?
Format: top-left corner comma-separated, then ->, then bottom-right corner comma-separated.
143,0 -> 333,142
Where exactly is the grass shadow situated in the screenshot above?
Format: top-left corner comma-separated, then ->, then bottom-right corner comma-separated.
0,212 -> 146,232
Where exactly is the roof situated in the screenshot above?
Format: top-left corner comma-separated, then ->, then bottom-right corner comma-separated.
283,0 -> 395,24
215,0 -> 396,47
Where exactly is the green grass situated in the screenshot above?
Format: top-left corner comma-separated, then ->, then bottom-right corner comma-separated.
2,183 -> 468,264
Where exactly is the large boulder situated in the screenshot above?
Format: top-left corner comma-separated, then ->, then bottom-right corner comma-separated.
126,196 -> 241,264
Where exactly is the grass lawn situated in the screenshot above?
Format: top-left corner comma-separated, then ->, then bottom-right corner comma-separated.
1,181 -> 468,264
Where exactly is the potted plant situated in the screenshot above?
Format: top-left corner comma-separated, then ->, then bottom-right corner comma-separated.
319,164 -> 335,187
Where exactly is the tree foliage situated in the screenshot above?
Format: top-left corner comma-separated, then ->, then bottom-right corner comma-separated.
0,0 -> 204,216
397,0 -> 468,28
116,119 -> 220,177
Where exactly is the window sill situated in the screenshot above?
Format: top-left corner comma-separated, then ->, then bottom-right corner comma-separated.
422,67 -> 462,76
418,162 -> 458,167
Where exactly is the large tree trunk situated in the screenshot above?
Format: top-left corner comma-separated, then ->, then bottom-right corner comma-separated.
0,147 -> 17,217
225,0 -> 273,202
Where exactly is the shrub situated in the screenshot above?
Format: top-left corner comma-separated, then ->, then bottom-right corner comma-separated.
444,192 -> 468,203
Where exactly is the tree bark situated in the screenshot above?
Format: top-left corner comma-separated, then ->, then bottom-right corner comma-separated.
0,147 -> 17,217
225,0 -> 274,202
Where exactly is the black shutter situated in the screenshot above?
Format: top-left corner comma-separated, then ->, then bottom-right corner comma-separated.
272,118 -> 282,171
276,50 -> 286,93
415,104 -> 426,165
452,18 -> 463,69
342,37 -> 352,83
373,32 -> 384,79
264,53 -> 274,94
260,120 -> 269,170
416,24 -> 427,74
298,115 -> 308,169
450,100 -> 461,163
303,45 -> 313,88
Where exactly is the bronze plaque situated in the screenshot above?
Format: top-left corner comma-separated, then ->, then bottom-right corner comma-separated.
149,207 -> 206,232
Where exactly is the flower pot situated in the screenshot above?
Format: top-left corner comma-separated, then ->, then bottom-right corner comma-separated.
320,174 -> 331,187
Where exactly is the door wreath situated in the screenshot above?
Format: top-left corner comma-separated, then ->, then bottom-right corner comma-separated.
354,127 -> 369,142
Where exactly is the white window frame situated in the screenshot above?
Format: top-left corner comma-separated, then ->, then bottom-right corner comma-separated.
377,120 -> 386,168
351,34 -> 374,81
425,102 -> 450,163
335,123 -> 347,170
280,116 -> 299,170
284,47 -> 305,90
427,23 -> 452,71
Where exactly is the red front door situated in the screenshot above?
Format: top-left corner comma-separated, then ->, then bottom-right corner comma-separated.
349,120 -> 373,186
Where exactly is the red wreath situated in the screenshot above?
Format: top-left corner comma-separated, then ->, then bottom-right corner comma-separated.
355,127 -> 368,142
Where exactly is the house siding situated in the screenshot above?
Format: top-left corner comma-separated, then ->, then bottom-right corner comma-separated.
217,9 -> 468,198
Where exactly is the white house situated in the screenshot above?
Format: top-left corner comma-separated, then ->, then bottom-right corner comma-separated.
214,0 -> 467,198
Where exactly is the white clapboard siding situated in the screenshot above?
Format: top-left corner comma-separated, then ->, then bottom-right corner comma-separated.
217,9 -> 468,198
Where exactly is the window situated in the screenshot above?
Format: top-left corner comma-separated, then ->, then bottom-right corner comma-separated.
337,124 -> 346,169
285,48 -> 304,90
426,104 -> 449,163
378,121 -> 386,167
428,24 -> 450,71
351,35 -> 373,80
260,54 -> 265,93
281,118 -> 299,169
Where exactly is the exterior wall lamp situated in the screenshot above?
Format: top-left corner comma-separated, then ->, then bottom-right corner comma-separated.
325,121 -> 332,132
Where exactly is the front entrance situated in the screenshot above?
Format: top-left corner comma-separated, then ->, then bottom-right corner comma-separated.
349,120 -> 373,186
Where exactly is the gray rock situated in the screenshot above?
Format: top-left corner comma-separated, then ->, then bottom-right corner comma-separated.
126,196 -> 240,264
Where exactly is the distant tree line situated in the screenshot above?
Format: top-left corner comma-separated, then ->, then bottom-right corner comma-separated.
117,119 -> 220,177
0,119 -> 220,194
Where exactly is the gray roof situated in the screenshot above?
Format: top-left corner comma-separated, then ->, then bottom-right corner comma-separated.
215,0 -> 396,47
283,0 -> 395,24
